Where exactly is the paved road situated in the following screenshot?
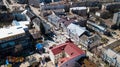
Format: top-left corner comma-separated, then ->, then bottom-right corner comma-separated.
30,6 -> 53,27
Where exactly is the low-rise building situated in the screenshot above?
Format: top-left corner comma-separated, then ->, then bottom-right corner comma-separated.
79,34 -> 101,50
0,0 -> 8,13
102,40 -> 120,67
0,25 -> 31,56
28,0 -> 40,8
12,10 -> 32,30
49,41 -> 97,67
87,21 -> 107,34
67,23 -> 87,44
102,49 -> 120,67
21,10 -> 36,21
32,18 -> 41,31
2,0 -> 25,12
16,0 -> 28,4
49,42 -> 86,67
95,10 -> 111,19
101,19 -> 114,28
0,26 -> 25,43
59,18 -> 75,33
102,2 -> 120,12
58,16 -> 87,33
40,1 -> 69,11
0,10 -> 33,56
47,13 -> 61,27
32,17 -> 51,34
70,7 -> 87,16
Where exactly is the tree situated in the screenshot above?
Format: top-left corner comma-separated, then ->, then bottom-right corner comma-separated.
101,37 -> 109,44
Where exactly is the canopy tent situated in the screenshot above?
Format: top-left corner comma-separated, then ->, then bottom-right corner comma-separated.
6,59 -> 9,65
36,43 -> 43,50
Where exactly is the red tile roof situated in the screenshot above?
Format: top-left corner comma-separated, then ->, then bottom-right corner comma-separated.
64,43 -> 85,56
50,42 -> 85,66
51,44 -> 66,55
50,42 -> 85,56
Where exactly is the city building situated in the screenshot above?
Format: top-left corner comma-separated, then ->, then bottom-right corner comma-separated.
70,7 -> 87,16
72,17 -> 87,27
39,0 -> 61,3
102,40 -> 120,67
32,17 -> 51,34
88,7 -> 100,13
95,10 -> 110,19
12,20 -> 28,31
0,10 -> 33,56
53,9 -> 65,15
79,34 -> 101,50
0,25 -> 31,56
49,41 -> 86,67
0,11 -> 28,25
39,0 -> 51,3
2,0 -> 25,12
40,1 -> 68,11
21,10 -> 36,21
67,23 -> 87,44
114,0 -> 120,2
55,15 -> 86,35
14,0 -> 28,4
1,0 -> 120,66
113,12 -> 120,27
11,10 -> 32,30
101,2 -> 120,12
59,18 -> 75,33
47,13 -> 61,27
0,26 -> 25,43
0,0 -> 8,13
28,0 -> 40,8
87,21 -> 107,34
32,18 -> 41,31
67,23 -> 87,37
102,19 -> 114,28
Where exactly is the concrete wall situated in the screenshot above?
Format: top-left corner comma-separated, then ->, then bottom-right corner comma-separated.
49,50 -> 55,64
49,50 -> 64,64
102,50 -> 120,67
59,54 -> 86,67
42,22 -> 51,34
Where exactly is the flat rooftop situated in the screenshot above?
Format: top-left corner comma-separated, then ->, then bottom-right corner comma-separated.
105,39 -> 120,53
0,26 -> 25,39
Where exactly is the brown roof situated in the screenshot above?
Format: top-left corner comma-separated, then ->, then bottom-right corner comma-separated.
58,18 -> 75,27
102,19 -> 114,27
80,35 -> 88,41
82,59 -> 96,67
